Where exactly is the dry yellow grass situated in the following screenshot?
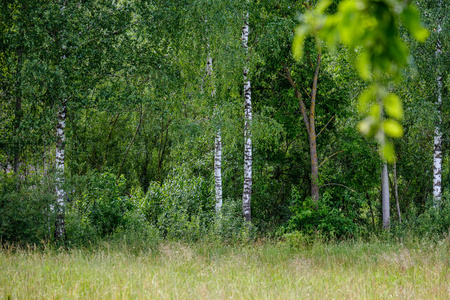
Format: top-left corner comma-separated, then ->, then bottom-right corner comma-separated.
1,238 -> 449,299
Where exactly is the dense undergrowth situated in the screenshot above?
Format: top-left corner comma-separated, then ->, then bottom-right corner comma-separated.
1,170 -> 449,248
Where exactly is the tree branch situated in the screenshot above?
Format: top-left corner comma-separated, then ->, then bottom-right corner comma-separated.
319,183 -> 357,193
317,115 -> 334,138
117,103 -> 143,182
282,63 -> 310,135
318,150 -> 345,169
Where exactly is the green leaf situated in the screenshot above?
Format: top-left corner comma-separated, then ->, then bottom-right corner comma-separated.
383,119 -> 403,138
357,85 -> 376,113
316,0 -> 333,14
358,118 -> 372,135
370,103 -> 381,119
358,117 -> 377,137
381,142 -> 395,164
356,51 -> 371,80
383,93 -> 403,120
401,5 -> 429,42
292,26 -> 309,60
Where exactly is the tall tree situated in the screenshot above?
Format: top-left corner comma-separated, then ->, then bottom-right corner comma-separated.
283,52 -> 322,204
206,48 -> 223,213
242,5 -> 252,222
432,6 -> 443,205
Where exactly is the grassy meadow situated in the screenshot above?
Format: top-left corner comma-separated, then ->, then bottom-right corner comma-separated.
1,237 -> 449,299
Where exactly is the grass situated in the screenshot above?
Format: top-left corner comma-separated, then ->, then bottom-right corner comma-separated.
1,236 -> 449,299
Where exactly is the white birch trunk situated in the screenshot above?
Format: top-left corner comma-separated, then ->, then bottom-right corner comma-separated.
55,98 -> 67,240
242,11 -> 252,222
214,129 -> 223,212
433,24 -> 443,206
207,55 -> 223,213
381,163 -> 390,230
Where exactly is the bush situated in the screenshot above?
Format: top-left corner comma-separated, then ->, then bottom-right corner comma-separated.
67,172 -> 131,238
139,170 -> 214,241
285,188 -> 366,238
401,193 -> 450,238
110,210 -> 161,254
210,198 -> 257,242
0,174 -> 56,245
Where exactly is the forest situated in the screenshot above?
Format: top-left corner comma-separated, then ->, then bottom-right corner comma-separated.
1,0 -> 449,298
0,0 -> 449,246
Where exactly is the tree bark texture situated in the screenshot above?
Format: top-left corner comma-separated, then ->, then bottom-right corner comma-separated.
13,49 -> 22,175
206,55 -> 223,213
242,11 -> 252,222
381,163 -> 390,230
433,24 -> 443,205
54,98 -> 67,240
309,53 -> 321,203
283,53 -> 321,205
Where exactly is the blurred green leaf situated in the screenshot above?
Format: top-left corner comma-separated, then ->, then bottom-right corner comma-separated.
383,119 -> 403,137
383,93 -> 403,120
292,25 -> 309,60
381,142 -> 395,164
401,5 -> 430,42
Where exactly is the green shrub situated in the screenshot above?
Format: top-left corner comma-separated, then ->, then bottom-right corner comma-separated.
110,210 -> 161,254
285,187 -> 366,238
401,193 -> 450,238
0,174 -> 56,245
139,170 -> 214,241
68,172 -> 131,237
210,198 -> 257,242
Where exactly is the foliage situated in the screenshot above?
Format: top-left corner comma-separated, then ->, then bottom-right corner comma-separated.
0,0 -> 448,246
285,187 -> 367,238
139,168 -> 214,241
0,174 -> 55,245
293,0 -> 429,162
402,193 -> 450,238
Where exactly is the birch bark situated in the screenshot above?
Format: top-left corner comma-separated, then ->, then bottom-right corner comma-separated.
207,55 -> 223,213
54,98 -> 67,240
54,3 -> 68,241
242,10 -> 252,222
433,22 -> 443,206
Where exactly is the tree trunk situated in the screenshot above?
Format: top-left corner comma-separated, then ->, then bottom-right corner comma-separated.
206,54 -> 223,213
283,52 -> 321,206
117,105 -> 143,182
381,163 -> 390,230
433,23 -> 443,206
214,129 -> 223,212
13,49 -> 22,175
54,98 -> 67,241
393,162 -> 401,224
242,10 -> 252,222
13,94 -> 21,175
309,53 -> 321,203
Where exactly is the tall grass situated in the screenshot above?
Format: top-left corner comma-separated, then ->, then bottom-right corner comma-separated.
1,237 -> 449,299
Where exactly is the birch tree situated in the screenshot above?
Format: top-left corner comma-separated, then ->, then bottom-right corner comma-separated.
54,97 -> 67,240
206,51 -> 223,213
242,7 -> 252,222
432,14 -> 443,205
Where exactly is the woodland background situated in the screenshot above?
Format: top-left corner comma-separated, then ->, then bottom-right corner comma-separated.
0,0 -> 449,247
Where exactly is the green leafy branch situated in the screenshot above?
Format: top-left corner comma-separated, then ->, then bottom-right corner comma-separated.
292,0 -> 429,163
